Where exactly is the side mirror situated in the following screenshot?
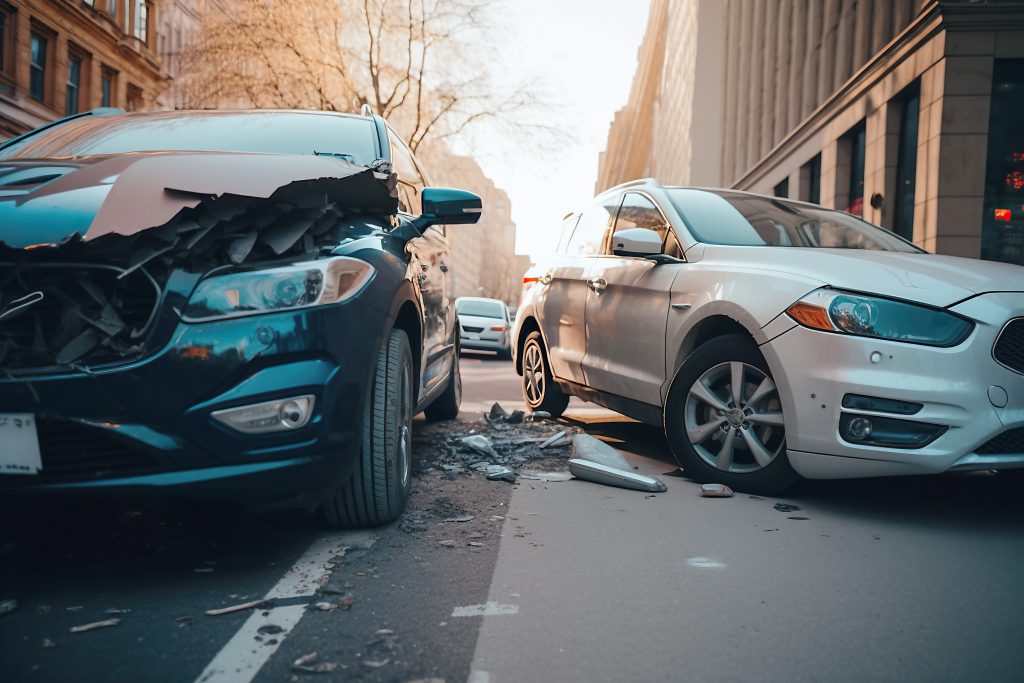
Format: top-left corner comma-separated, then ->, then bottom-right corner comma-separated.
421,187 -> 483,226
612,228 -> 663,258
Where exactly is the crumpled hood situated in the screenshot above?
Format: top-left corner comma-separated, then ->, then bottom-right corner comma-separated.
0,151 -> 397,249
702,245 -> 1024,308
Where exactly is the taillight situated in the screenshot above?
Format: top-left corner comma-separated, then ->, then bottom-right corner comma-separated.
523,276 -> 538,284
490,325 -> 508,332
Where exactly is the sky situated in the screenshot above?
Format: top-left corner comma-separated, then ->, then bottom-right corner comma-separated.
448,0 -> 652,261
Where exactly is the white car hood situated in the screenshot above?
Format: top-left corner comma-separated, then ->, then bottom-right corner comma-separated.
458,314 -> 505,328
702,246 -> 1024,308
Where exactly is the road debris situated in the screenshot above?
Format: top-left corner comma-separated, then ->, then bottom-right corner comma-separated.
70,618 -> 121,634
0,599 -> 16,616
104,608 -> 131,615
291,650 -> 343,674
519,470 -> 573,482
461,435 -> 500,459
506,410 -> 525,424
451,602 -> 519,617
42,638 -> 57,648
487,402 -> 510,421
175,616 -> 193,622
527,411 -> 551,421
314,602 -> 335,611
438,540 -> 457,548
205,599 -> 266,616
336,593 -> 356,609
293,652 -> 318,667
363,659 -> 391,669
571,434 -> 630,469
773,503 -> 801,513
700,483 -> 734,498
443,514 -> 475,523
375,628 -> 395,636
485,466 -> 517,483
468,542 -> 484,547
539,431 -> 569,449
569,458 -> 668,493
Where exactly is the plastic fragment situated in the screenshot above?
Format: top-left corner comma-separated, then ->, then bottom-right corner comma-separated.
461,434 -> 499,459
487,402 -> 509,421
571,434 -> 630,469
539,431 -> 569,449
205,600 -> 266,616
70,618 -> 121,634
568,458 -> 668,493
0,599 -> 16,616
700,483 -> 734,498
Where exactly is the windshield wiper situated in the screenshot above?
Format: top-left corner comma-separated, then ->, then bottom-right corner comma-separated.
313,151 -> 357,164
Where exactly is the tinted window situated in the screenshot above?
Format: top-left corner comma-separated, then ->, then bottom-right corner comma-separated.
566,198 -> 617,256
613,192 -> 678,255
667,189 -> 923,252
0,112 -> 379,165
457,300 -> 505,319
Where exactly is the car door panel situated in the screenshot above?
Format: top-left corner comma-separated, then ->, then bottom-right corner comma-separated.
537,259 -> 591,385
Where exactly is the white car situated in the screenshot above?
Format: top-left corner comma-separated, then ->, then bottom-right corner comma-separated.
513,178 -> 1024,494
456,297 -> 512,359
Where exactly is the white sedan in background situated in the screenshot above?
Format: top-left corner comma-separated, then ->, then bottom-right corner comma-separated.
513,178 -> 1024,494
456,297 -> 513,360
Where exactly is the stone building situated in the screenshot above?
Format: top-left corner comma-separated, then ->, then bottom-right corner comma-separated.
598,0 -> 1024,265
0,0 -> 164,138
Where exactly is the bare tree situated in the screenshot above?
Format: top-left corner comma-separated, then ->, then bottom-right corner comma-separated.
179,0 -> 541,151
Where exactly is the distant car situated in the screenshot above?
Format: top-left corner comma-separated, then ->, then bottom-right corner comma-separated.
0,108 -> 483,526
456,297 -> 512,359
513,177 -> 1024,494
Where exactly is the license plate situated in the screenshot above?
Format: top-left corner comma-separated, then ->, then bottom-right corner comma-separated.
0,413 -> 42,475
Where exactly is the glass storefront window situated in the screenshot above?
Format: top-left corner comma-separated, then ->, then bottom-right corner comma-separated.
982,60 -> 1024,265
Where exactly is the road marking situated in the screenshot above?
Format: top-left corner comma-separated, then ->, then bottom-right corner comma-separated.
686,556 -> 726,569
452,602 -> 519,617
194,532 -> 375,683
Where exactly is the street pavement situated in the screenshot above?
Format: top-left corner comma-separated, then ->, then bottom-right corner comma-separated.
2,352 -> 1023,682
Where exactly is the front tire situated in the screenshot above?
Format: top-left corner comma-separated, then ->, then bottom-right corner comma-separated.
664,334 -> 799,495
323,329 -> 413,527
520,331 -> 569,418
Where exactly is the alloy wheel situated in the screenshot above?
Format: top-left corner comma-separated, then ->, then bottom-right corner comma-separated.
683,361 -> 786,473
523,341 -> 545,405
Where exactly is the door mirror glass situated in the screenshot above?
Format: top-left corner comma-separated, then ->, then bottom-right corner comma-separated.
421,187 -> 483,226
612,228 -> 663,257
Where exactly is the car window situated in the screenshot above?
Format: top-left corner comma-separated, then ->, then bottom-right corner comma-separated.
666,188 -> 924,252
613,192 -> 676,255
389,131 -> 424,215
555,214 -> 580,254
565,197 -> 618,257
0,111 -> 379,165
456,300 -> 505,319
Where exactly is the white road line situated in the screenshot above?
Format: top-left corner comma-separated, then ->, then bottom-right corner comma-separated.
195,532 -> 375,683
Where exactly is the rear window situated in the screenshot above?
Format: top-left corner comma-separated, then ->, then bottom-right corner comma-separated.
666,189 -> 923,252
457,300 -> 505,319
0,111 -> 380,165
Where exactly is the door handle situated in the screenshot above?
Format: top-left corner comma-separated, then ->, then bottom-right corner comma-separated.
588,277 -> 607,293
439,260 -> 449,273
539,272 -> 553,286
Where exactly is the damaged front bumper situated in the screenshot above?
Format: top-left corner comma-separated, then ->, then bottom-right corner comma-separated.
0,298 -> 388,503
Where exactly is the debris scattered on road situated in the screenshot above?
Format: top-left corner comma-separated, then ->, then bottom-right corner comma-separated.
539,430 -> 569,449
443,515 -> 475,523
467,542 -> 484,547
42,638 -> 57,648
460,435 -> 500,459
438,540 -> 457,548
519,470 -> 573,482
374,628 -> 394,636
686,557 -> 726,569
257,624 -> 285,635
451,602 -> 519,617
506,410 -> 525,424
569,458 -> 668,493
293,652 -> 318,667
773,503 -> 801,513
487,402 -> 510,422
527,411 -> 551,421
571,434 -> 630,469
485,466 -> 517,483
291,650 -> 343,674
336,593 -> 356,609
314,602 -> 335,611
70,618 -> 121,634
0,599 -> 16,616
175,616 -> 193,622
205,599 -> 266,616
788,516 -> 809,521
104,608 -> 131,615
363,659 -> 391,669
700,483 -> 734,498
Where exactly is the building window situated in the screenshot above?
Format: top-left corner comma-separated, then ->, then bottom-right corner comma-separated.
101,67 -> 118,107
773,178 -> 790,198
0,3 -> 14,81
801,154 -> 821,205
29,33 -> 50,103
126,84 -> 143,112
892,82 -> 921,241
839,121 -> 867,217
133,0 -> 148,43
982,60 -> 1024,265
65,56 -> 82,115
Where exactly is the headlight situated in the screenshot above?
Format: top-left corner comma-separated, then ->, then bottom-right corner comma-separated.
183,257 -> 374,322
786,288 -> 972,347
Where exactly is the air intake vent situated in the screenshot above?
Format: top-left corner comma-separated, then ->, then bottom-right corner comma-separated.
994,318 -> 1024,375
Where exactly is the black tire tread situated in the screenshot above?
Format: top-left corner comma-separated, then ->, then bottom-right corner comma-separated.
522,331 -> 569,418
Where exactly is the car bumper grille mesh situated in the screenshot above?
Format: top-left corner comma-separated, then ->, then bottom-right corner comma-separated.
977,427 -> 1024,455
994,318 -> 1024,374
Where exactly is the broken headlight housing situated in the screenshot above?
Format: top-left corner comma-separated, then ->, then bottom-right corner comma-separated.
183,257 -> 374,322
786,288 -> 973,347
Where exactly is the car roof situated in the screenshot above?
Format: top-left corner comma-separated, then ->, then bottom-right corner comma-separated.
456,297 -> 506,305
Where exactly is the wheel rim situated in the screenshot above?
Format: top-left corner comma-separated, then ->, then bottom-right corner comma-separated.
683,361 -> 785,474
399,363 -> 412,488
523,342 -> 545,406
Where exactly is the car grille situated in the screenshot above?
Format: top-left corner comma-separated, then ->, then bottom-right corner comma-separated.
1,419 -> 165,485
994,318 -> 1024,374
462,325 -> 484,333
976,427 -> 1024,455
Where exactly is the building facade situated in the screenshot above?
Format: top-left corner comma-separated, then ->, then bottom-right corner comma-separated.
0,0 -> 164,138
598,0 -> 1024,265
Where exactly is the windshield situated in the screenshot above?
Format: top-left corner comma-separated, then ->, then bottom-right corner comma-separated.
457,300 -> 506,319
666,189 -> 924,252
0,111 -> 380,165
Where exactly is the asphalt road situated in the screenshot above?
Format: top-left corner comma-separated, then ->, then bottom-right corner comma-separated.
2,353 -> 1023,682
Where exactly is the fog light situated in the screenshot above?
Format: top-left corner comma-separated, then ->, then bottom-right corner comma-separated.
846,417 -> 874,441
212,395 -> 315,434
